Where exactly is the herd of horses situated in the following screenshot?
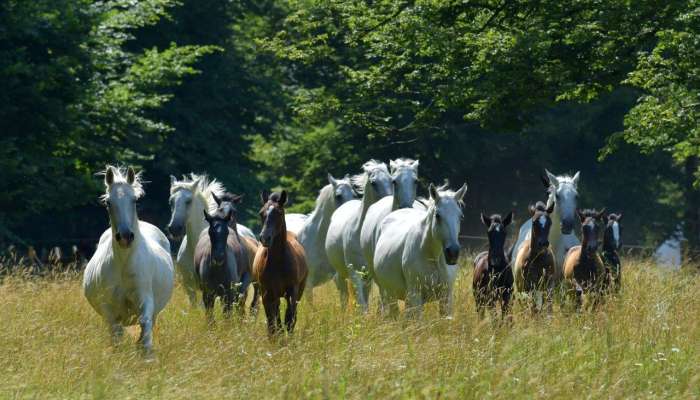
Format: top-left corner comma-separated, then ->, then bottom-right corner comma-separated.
81,161 -> 623,356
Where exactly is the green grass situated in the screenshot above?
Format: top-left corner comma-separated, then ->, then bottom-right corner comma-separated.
1,258 -> 698,399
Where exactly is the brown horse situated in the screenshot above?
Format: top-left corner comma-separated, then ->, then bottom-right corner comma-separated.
253,190 -> 308,337
513,201 -> 556,313
473,212 -> 514,320
194,206 -> 257,322
563,209 -> 606,311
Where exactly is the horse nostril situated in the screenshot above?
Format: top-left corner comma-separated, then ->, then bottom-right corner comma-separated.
115,233 -> 122,242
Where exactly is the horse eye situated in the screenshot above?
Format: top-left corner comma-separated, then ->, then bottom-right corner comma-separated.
436,213 -> 441,220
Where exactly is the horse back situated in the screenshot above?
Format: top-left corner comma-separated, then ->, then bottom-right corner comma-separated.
286,232 -> 308,287
239,235 -> 259,276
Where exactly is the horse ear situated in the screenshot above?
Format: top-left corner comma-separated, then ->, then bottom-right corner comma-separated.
428,183 -> 439,201
232,194 -> 243,204
504,211 -> 514,227
203,209 -> 212,224
596,208 -> 606,220
540,171 -> 551,189
261,190 -> 270,204
279,190 -> 288,206
480,213 -> 490,228
212,192 -> 222,206
389,159 -> 398,172
454,183 -> 468,202
617,213 -> 622,222
577,209 -> 585,223
572,171 -> 581,188
126,167 -> 136,185
412,159 -> 419,170
170,175 -> 177,186
105,166 -> 115,185
545,169 -> 559,188
328,173 -> 338,187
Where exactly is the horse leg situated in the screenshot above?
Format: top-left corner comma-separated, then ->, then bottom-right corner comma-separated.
348,267 -> 368,313
222,288 -> 234,320
137,296 -> 155,357
100,306 -> 123,346
263,293 -> 281,338
334,274 -> 349,310
405,286 -> 423,319
284,289 -> 300,334
203,291 -> 216,325
250,282 -> 261,317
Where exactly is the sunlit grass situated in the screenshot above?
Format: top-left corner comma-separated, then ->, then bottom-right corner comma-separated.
1,258 -> 698,399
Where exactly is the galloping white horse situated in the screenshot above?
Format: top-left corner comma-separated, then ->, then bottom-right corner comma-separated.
286,174 -> 355,301
166,174 -> 255,306
285,174 -> 355,235
83,166 -> 174,356
511,169 -> 580,282
373,183 -> 467,317
360,158 -> 420,277
325,160 -> 393,311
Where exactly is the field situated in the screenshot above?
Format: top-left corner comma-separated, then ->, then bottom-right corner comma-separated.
1,258 -> 699,399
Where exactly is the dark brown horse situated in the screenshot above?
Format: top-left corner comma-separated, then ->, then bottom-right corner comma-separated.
513,201 -> 556,313
563,209 -> 606,310
473,212 -> 514,320
253,190 -> 308,337
194,206 -> 257,322
601,213 -> 622,293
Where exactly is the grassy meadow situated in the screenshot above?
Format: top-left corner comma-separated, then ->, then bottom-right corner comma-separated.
1,257 -> 698,399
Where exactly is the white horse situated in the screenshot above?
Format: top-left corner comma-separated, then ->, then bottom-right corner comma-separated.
285,174 -> 355,235
325,160 -> 393,311
511,169 -> 580,282
83,166 -> 174,356
166,173 -> 255,306
373,183 -> 467,317
285,174 -> 355,301
360,158 -> 420,277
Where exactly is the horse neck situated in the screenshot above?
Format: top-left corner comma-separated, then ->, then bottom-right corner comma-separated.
357,183 -> 378,226
550,199 -> 563,245
487,245 -> 507,270
186,192 -> 209,250
266,223 -> 289,268
419,212 -> 442,259
305,186 -> 334,239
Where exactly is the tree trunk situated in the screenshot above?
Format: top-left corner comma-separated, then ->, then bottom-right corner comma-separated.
683,156 -> 700,265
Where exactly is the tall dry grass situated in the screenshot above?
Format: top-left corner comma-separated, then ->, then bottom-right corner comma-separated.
0,258 -> 698,399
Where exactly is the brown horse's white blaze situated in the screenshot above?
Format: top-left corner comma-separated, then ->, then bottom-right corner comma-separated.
253,190 -> 308,337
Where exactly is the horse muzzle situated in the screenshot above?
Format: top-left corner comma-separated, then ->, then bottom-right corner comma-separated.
259,234 -> 271,248
115,230 -> 134,248
167,224 -> 184,240
561,221 -> 574,235
444,245 -> 460,265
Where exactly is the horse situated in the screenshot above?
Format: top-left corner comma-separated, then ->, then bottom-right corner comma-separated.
286,174 -> 355,302
167,173 -> 255,306
285,174 -> 355,235
373,183 -> 467,318
512,169 -> 580,283
360,158 -> 420,282
83,166 -> 174,356
512,201 -> 556,313
602,213 -> 623,293
194,207 -> 257,322
325,160 -> 393,312
253,190 -> 308,336
563,209 -> 606,310
473,212 -> 514,320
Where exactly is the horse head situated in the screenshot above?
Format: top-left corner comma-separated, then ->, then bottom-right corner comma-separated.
390,158 -> 419,209
481,211 -> 513,267
428,182 -> 467,264
542,169 -> 580,235
259,190 -> 288,248
578,208 -> 605,255
529,200 -> 555,251
102,166 -> 143,248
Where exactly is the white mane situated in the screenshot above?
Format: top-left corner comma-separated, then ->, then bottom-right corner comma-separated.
100,165 -> 145,203
350,160 -> 389,195
390,158 -> 418,176
170,173 -> 225,212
